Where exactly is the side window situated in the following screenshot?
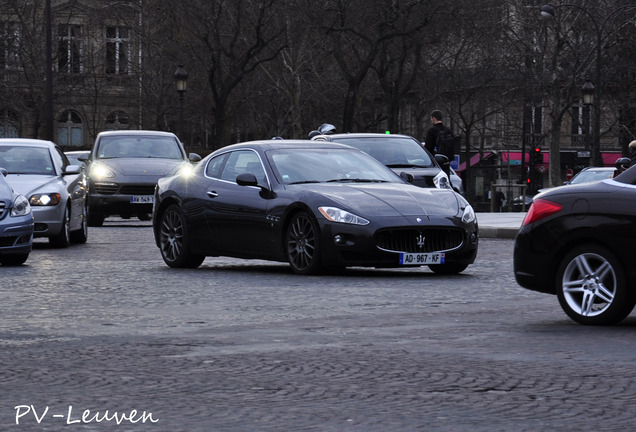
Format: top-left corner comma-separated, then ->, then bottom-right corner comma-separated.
220,150 -> 263,183
205,153 -> 227,178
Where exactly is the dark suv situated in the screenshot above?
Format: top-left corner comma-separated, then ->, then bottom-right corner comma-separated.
83,130 -> 200,226
310,133 -> 455,191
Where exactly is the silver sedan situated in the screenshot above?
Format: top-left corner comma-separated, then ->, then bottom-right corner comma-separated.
0,139 -> 88,248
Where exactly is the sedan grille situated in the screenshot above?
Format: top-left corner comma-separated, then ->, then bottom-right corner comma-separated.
0,201 -> 5,219
376,228 -> 464,253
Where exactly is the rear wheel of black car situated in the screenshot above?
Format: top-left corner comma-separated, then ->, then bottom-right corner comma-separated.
556,244 -> 635,325
159,204 -> 205,268
429,263 -> 468,275
286,211 -> 322,275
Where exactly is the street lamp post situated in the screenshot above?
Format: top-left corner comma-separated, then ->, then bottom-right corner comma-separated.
173,64 -> 188,137
541,3 -> 636,167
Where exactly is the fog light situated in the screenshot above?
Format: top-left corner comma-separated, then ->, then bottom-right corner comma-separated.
334,234 -> 343,244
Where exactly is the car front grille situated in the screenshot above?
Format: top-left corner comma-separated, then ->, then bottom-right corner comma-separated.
92,184 -> 155,195
94,182 -> 119,194
411,177 -> 435,188
376,228 -> 464,253
0,201 -> 6,219
120,185 -> 156,195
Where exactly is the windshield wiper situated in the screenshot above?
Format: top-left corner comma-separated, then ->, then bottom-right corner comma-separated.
288,180 -> 321,185
326,178 -> 388,183
386,163 -> 429,168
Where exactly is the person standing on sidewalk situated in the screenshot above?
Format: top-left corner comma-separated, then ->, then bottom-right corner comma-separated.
425,110 -> 455,186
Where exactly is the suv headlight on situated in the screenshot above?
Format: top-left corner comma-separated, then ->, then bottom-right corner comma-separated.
433,171 -> 452,189
90,163 -> 115,179
11,195 -> 32,216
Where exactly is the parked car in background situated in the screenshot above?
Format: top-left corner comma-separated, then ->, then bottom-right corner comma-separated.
0,167 -> 33,265
84,130 -> 201,226
0,139 -> 87,248
310,133 -> 458,192
564,166 -> 615,185
153,140 -> 478,274
65,150 -> 90,171
514,165 -> 636,325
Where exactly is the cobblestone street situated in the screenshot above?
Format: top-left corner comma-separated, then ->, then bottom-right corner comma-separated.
2,223 -> 635,431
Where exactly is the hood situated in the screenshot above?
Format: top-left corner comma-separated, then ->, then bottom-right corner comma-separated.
5,174 -> 61,197
98,158 -> 186,176
299,182 -> 461,219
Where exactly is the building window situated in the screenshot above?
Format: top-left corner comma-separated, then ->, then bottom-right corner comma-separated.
1,21 -> 20,72
57,110 -> 83,147
0,109 -> 19,137
58,25 -> 83,73
105,110 -> 131,130
106,27 -> 130,74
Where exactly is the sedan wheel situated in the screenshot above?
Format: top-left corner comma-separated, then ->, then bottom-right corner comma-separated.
70,202 -> 88,244
0,254 -> 29,266
159,205 -> 205,268
286,212 -> 322,275
556,245 -> 635,325
49,206 -> 71,248
429,263 -> 468,275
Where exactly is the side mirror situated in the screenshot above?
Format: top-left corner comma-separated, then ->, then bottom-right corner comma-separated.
400,172 -> 414,183
63,165 -> 82,175
189,153 -> 202,163
236,172 -> 258,187
0,167 -> 7,177
434,154 -> 450,166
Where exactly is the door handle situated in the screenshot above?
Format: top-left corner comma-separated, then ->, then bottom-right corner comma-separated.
206,190 -> 218,198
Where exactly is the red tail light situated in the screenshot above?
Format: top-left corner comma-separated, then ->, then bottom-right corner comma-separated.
522,198 -> 563,226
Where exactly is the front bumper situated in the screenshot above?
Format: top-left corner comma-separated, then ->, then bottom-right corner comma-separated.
31,205 -> 65,237
0,216 -> 34,255
318,216 -> 478,268
88,181 -> 156,217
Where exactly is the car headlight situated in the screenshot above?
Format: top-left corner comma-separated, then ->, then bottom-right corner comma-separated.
461,204 -> 476,224
11,195 -> 32,216
318,206 -> 369,225
29,193 -> 61,206
179,164 -> 195,178
90,163 -> 115,179
433,171 -> 452,189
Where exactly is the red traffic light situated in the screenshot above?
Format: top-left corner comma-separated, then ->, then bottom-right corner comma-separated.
533,147 -> 541,153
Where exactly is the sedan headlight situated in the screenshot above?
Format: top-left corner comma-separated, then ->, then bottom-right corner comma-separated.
11,195 -> 32,216
318,206 -> 369,225
29,193 -> 61,206
90,163 -> 115,179
433,171 -> 452,189
461,204 -> 476,224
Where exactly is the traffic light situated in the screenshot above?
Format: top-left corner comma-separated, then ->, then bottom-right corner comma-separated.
531,147 -> 542,165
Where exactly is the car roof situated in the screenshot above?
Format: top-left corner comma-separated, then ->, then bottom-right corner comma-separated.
217,139 -> 357,153
317,133 -> 418,140
0,138 -> 56,148
95,130 -> 179,139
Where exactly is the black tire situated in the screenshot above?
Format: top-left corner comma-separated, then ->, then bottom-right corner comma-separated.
158,204 -> 205,268
70,202 -> 88,244
556,244 -> 635,325
429,263 -> 468,275
87,207 -> 104,227
49,207 -> 71,248
0,254 -> 29,266
285,211 -> 322,275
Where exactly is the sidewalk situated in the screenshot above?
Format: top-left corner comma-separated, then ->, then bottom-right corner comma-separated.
476,212 -> 526,239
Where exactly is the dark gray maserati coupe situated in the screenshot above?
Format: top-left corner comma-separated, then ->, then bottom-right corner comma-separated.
152,140 -> 478,275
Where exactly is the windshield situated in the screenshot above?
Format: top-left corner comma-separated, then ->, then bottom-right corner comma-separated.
570,169 -> 614,184
0,145 -> 54,175
96,135 -> 183,160
329,136 -> 434,168
268,148 -> 401,185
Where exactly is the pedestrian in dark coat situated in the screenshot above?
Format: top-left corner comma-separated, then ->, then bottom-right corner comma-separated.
629,140 -> 636,168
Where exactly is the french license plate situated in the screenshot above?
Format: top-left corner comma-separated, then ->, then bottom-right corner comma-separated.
399,252 -> 445,265
130,196 -> 154,204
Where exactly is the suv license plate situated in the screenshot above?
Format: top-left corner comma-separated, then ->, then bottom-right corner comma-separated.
399,252 -> 445,265
130,196 -> 154,204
